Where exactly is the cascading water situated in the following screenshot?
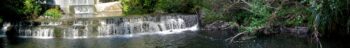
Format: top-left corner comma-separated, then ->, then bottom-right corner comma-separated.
9,15 -> 198,39
1,0 -> 198,42
18,28 -> 55,38
0,23 -> 11,37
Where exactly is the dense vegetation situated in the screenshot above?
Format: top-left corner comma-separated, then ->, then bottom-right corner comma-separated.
121,0 -> 349,38
120,0 -> 200,15
0,0 -> 42,21
43,7 -> 62,19
200,0 -> 315,33
315,0 -> 350,37
0,0 -> 62,22
0,0 -> 348,38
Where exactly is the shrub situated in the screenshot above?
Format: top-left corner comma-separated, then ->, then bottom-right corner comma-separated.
44,7 -> 62,19
314,0 -> 350,35
121,0 -> 157,15
156,0 -> 196,13
23,0 -> 42,16
121,0 -> 198,15
0,0 -> 42,21
201,0 -> 315,33
202,8 -> 225,24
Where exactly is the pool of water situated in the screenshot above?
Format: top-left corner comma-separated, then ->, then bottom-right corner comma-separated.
230,35 -> 318,48
4,30 -> 350,48
0,15 -> 345,48
1,30 -> 328,48
0,30 -> 230,48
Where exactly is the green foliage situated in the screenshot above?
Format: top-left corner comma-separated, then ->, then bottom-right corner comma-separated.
216,0 -> 350,36
246,0 -> 272,17
23,0 -> 41,16
54,28 -> 62,37
235,0 -> 271,32
286,15 -> 303,26
44,7 -> 62,19
156,0 -> 195,13
201,0 -> 317,33
202,8 -> 224,24
279,6 -> 312,26
121,0 -> 157,15
313,0 -> 350,35
121,0 -> 198,15
0,0 -> 42,21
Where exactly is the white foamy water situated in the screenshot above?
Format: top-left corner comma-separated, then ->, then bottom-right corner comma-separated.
18,28 -> 55,39
0,23 -> 11,37
10,15 -> 198,39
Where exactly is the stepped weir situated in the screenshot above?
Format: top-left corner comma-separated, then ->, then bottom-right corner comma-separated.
2,15 -> 199,39
0,0 -> 199,39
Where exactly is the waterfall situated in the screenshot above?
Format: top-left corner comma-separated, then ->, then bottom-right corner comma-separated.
41,22 -> 61,26
63,27 -> 89,39
9,15 -> 198,39
95,18 -> 190,38
18,28 -> 55,39
0,23 -> 11,37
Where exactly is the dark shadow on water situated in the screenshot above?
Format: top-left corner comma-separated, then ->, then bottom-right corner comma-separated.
321,36 -> 350,48
0,37 -> 7,48
228,34 -> 319,48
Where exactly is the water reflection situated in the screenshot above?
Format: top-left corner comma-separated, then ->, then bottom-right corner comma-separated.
230,35 -> 318,48
3,30 -> 347,48
0,31 -> 230,48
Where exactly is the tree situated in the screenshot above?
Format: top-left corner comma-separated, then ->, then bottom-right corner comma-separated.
0,0 -> 42,21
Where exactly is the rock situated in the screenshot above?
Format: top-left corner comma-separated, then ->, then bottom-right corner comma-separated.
285,27 -> 309,37
257,26 -> 310,38
201,21 -> 238,36
204,21 -> 234,30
